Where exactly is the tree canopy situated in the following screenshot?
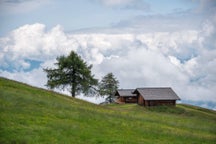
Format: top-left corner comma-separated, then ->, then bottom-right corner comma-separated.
99,72 -> 119,103
44,51 -> 98,97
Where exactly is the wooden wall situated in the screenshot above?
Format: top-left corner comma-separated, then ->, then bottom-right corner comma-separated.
120,94 -> 177,106
119,97 -> 125,102
144,100 -> 176,106
125,97 -> 137,103
138,94 -> 144,105
118,96 -> 137,103
137,94 -> 176,106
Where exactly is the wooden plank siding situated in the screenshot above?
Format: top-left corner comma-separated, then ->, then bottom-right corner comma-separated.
115,89 -> 137,104
135,88 -> 180,107
116,88 -> 180,106
143,100 -> 176,106
138,94 -> 144,105
117,96 -> 137,103
125,97 -> 137,103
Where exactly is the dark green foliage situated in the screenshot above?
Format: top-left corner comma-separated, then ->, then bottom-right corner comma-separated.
99,73 -> 119,103
44,51 -> 98,97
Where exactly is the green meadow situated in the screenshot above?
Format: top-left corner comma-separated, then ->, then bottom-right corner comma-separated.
0,77 -> 215,144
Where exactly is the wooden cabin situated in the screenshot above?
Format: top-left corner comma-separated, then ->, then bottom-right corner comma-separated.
133,87 -> 180,106
115,89 -> 137,104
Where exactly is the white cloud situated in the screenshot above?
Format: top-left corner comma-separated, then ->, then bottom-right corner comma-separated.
77,94 -> 107,104
0,67 -> 46,88
0,23 -> 76,70
0,20 -> 216,106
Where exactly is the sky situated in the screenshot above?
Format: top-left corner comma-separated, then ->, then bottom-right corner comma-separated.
0,0 -> 216,109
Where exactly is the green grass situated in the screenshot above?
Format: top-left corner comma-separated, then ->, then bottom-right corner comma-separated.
0,77 -> 216,144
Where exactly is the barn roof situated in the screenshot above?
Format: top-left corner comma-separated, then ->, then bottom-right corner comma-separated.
115,89 -> 136,97
133,87 -> 180,100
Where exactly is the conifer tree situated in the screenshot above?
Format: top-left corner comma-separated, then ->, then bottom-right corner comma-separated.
44,51 -> 98,97
99,73 -> 119,103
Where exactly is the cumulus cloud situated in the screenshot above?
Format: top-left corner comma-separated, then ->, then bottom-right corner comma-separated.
0,18 -> 216,106
0,23 -> 76,71
0,67 -> 46,88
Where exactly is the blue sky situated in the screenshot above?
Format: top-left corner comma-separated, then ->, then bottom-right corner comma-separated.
0,0 -> 216,109
0,0 -> 198,35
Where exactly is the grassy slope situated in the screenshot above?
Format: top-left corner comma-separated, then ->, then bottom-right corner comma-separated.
0,77 -> 215,144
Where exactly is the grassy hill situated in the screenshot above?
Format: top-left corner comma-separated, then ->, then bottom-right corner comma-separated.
0,77 -> 215,144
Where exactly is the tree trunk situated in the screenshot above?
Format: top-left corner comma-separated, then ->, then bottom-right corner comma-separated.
109,95 -> 112,103
71,82 -> 76,97
71,70 -> 76,97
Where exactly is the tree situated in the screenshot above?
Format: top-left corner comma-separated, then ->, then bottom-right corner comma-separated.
99,73 -> 119,103
44,51 -> 98,97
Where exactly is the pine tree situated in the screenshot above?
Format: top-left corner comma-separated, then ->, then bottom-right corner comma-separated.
99,73 -> 119,103
44,51 -> 98,97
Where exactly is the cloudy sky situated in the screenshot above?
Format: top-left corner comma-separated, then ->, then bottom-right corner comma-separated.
0,0 -> 216,109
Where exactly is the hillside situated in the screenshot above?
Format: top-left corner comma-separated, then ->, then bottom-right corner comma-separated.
0,77 -> 216,144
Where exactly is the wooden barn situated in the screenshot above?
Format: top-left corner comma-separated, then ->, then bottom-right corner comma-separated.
133,87 -> 180,106
115,89 -> 137,104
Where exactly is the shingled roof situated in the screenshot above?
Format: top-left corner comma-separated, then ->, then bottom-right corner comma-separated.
134,87 -> 180,100
115,89 -> 136,97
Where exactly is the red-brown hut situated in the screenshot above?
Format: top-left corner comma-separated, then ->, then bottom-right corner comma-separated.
115,89 -> 137,104
133,87 -> 180,106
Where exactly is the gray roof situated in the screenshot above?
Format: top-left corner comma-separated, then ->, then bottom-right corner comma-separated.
134,87 -> 180,100
115,89 -> 136,97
